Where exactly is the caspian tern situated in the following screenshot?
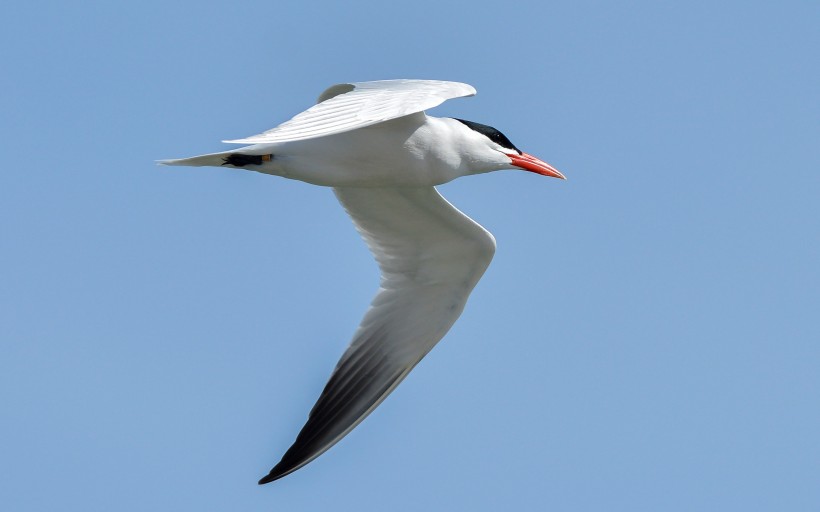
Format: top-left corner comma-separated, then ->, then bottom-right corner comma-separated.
160,79 -> 565,484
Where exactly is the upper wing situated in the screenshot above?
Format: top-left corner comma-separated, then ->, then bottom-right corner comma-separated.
259,186 -> 495,483
225,79 -> 475,145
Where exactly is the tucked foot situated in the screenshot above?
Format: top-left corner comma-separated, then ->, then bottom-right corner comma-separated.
222,153 -> 273,167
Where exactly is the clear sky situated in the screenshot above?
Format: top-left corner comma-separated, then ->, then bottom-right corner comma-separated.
2,1 -> 818,510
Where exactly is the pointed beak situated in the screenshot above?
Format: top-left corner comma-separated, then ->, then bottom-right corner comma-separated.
509,152 -> 566,180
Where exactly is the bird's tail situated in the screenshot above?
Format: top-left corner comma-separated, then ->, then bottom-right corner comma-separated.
157,150 -> 235,167
157,150 -> 273,168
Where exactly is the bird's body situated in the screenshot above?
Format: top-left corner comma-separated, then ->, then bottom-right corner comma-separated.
160,79 -> 564,484
249,115 -> 490,187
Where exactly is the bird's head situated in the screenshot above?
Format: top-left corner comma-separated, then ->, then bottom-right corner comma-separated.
451,118 -> 566,180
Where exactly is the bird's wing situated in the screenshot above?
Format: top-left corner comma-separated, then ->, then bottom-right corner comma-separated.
225,79 -> 475,145
259,186 -> 495,484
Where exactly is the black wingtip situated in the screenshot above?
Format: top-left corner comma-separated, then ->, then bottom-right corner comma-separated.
258,470 -> 285,485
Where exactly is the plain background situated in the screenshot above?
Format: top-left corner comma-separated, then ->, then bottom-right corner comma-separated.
2,1 -> 818,510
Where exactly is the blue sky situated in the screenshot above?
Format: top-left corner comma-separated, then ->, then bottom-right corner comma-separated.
2,1 -> 818,510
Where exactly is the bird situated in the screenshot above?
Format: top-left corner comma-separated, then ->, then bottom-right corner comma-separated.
160,79 -> 565,484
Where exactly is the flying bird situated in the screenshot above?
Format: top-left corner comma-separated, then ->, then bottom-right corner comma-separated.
160,79 -> 565,484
